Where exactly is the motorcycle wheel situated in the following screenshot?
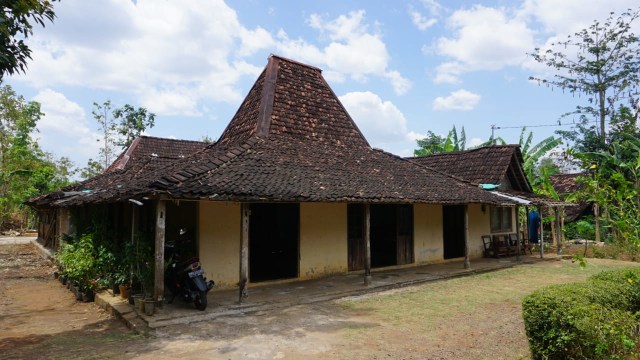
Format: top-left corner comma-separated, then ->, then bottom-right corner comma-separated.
194,290 -> 207,311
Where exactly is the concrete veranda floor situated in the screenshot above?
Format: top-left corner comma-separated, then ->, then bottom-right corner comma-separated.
95,252 -> 559,330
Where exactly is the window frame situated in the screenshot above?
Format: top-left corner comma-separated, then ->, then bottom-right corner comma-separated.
490,206 -> 513,233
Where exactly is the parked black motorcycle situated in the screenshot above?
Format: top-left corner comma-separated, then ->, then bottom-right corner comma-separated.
165,240 -> 214,311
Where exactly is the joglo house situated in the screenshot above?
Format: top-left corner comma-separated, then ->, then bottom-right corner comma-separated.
28,55 -> 565,303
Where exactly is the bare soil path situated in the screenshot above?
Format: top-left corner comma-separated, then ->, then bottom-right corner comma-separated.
1,242 -> 637,359
0,242 -> 149,359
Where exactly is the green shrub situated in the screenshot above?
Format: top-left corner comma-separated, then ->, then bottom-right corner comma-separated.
56,233 -> 97,291
523,269 -> 640,359
590,268 -> 640,312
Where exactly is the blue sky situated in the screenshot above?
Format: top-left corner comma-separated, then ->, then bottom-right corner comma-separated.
6,0 -> 640,169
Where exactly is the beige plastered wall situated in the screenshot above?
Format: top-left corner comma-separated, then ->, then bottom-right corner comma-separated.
413,204 -> 443,263
198,201 -> 348,289
198,201 -> 240,289
299,202 -> 348,279
413,203 -> 492,263
467,204 -> 491,258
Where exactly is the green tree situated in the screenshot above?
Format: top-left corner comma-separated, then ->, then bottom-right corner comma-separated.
79,158 -> 103,180
570,137 -> 640,250
1,0 -> 58,79
0,84 -> 72,228
200,134 -> 214,144
529,9 -> 640,146
112,104 -> 155,148
519,127 -> 562,181
92,100 -> 156,169
92,100 -> 116,169
414,125 -> 465,156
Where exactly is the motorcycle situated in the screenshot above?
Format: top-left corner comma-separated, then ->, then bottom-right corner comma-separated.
165,240 -> 215,311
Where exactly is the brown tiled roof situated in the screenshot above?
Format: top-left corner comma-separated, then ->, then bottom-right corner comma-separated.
106,136 -> 207,172
548,173 -> 592,222
407,145 -> 532,192
549,173 -> 586,194
145,137 -> 509,204
26,136 -> 207,207
218,56 -> 369,148
33,55 -> 517,207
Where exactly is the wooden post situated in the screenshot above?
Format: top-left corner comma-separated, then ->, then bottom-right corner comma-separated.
364,204 -> 372,285
594,203 -> 601,242
515,207 -> 521,262
239,203 -> 249,302
463,205 -> 470,269
540,207 -> 545,259
555,206 -> 563,255
154,200 -> 166,303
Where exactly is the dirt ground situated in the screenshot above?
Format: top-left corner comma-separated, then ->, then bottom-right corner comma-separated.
2,242 -> 636,359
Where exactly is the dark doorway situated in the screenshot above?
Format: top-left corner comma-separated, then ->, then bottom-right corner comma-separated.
347,204 -> 414,270
443,205 -> 465,259
249,203 -> 299,282
166,201 -> 198,259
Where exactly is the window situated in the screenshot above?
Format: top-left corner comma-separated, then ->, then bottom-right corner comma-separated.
490,206 -> 512,233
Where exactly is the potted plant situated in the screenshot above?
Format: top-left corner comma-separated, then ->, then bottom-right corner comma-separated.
143,297 -> 155,316
55,233 -> 98,302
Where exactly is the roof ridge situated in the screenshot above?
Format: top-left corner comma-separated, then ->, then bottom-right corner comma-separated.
138,135 -> 208,143
406,144 -> 520,159
270,54 -> 323,72
111,136 -> 142,171
255,56 -> 279,137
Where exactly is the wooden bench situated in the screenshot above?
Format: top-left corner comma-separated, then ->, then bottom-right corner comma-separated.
492,234 -> 511,258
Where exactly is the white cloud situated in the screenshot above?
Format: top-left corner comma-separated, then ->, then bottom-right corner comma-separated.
278,10 -> 411,95
433,62 -> 464,84
385,70 -> 412,96
410,10 -> 437,31
407,131 -> 428,141
468,137 -> 484,147
410,0 -> 444,31
340,91 -> 418,153
420,0 -> 445,16
17,0 -> 273,116
434,5 -> 535,83
32,89 -> 101,165
521,0 -> 640,35
520,1 -> 640,82
432,89 -> 481,111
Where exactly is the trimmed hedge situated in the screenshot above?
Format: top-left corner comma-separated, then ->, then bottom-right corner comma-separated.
523,268 -> 640,359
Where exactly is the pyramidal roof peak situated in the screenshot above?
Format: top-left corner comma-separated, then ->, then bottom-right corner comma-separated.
217,55 -> 370,149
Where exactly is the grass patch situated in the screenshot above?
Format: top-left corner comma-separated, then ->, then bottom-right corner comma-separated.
340,259 -> 639,332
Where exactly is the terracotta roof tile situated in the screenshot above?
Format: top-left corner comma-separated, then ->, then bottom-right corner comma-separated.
33,56 -> 517,207
549,173 -> 586,194
106,136 -> 207,172
407,145 -> 532,192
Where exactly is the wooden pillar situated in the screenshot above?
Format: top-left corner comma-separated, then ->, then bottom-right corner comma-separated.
540,207 -> 545,259
594,203 -> 601,242
516,207 -> 521,262
463,205 -> 470,269
364,204 -> 372,285
239,203 -> 250,303
154,200 -> 166,303
555,206 -> 563,255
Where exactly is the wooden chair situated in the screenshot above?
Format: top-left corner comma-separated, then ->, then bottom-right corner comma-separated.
492,235 -> 510,258
508,233 -> 520,256
520,231 -> 533,255
482,235 -> 494,258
